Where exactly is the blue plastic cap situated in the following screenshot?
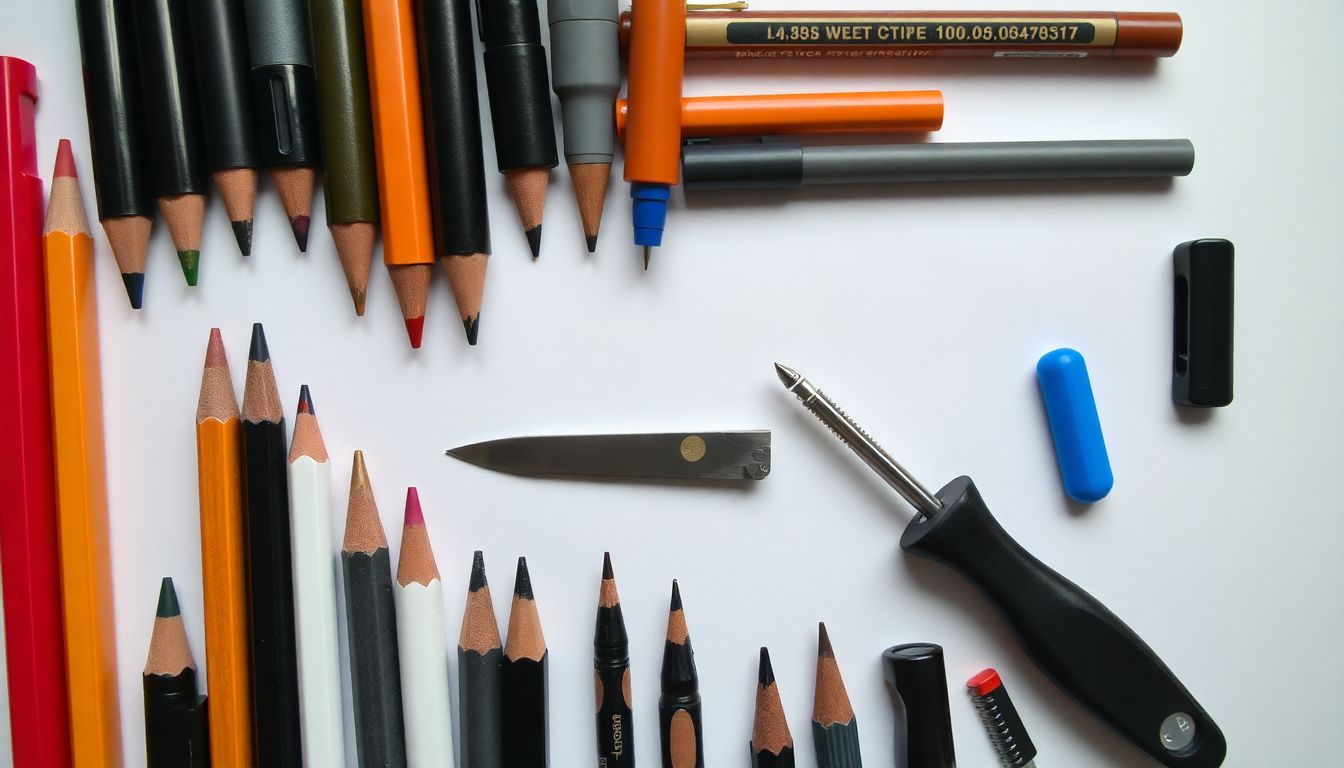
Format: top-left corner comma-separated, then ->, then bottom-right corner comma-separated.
1036,348 -> 1113,503
631,182 -> 670,248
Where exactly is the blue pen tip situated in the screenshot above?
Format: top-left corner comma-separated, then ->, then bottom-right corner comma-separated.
631,183 -> 671,248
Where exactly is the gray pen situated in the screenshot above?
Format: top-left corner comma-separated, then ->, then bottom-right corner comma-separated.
681,139 -> 1196,191
548,0 -> 620,252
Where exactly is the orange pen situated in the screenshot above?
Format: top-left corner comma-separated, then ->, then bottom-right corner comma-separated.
616,90 -> 944,137
623,0 -> 684,268
363,0 -> 435,348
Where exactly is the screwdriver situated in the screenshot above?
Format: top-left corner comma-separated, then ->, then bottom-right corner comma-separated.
774,364 -> 1227,768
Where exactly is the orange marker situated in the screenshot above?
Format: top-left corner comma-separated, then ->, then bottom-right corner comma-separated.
623,0 -> 684,269
44,140 -> 123,766
616,90 -> 944,138
363,0 -> 435,348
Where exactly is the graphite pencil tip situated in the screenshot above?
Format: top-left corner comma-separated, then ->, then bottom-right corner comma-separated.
514,557 -> 534,599
586,233 -> 598,253
156,577 -> 180,618
774,363 -> 801,389
525,225 -> 542,259
470,551 -> 488,591
297,384 -> 315,415
231,220 -> 253,257
759,646 -> 776,686
178,250 -> 200,287
602,551 -> 614,580
248,323 -> 270,362
818,622 -> 834,659
404,487 -> 424,526
463,315 -> 480,346
122,273 -> 145,310
290,215 -> 310,252
670,579 -> 683,611
54,139 -> 76,178
643,246 -> 651,271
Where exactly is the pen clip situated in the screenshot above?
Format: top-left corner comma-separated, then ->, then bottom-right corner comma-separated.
687,1 -> 749,11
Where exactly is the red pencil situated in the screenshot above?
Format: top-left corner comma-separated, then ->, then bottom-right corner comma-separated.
0,56 -> 73,766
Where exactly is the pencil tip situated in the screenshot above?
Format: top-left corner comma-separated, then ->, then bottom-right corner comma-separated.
54,139 -> 77,178
470,551 -> 488,590
643,246 -> 651,270
248,323 -> 269,362
526,225 -> 542,258
818,622 -> 834,658
290,215 -> 310,252
122,273 -> 145,309
231,220 -> 253,257
351,450 -> 369,486
759,646 -> 775,686
514,557 -> 533,599
670,579 -> 683,611
774,363 -> 800,389
602,552 -> 614,580
405,316 -> 425,349
297,384 -> 314,415
156,577 -> 180,618
178,250 -> 200,286
404,487 -> 424,526
585,233 -> 598,253
463,314 -> 480,346
351,288 -> 367,317
205,328 -> 226,366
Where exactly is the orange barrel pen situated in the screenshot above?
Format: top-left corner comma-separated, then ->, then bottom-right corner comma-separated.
623,0 -> 684,269
44,140 -> 123,767
616,90 -> 944,137
363,0 -> 436,349
195,328 -> 254,767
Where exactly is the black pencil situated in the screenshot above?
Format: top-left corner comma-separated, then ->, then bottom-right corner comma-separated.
143,578 -> 209,768
341,451 -> 407,766
594,553 -> 633,767
659,580 -> 703,768
459,551 -> 504,768
504,557 -> 549,766
241,324 -> 302,766
753,648 -> 795,768
814,624 -> 862,768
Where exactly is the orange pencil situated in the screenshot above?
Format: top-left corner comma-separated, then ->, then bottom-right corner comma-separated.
44,140 -> 123,767
195,328 -> 254,766
624,0 -> 684,269
363,0 -> 435,349
615,90 -> 944,137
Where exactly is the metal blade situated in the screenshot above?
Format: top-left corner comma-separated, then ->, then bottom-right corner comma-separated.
447,431 -> 771,481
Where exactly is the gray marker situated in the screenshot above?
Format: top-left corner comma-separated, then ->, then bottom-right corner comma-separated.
548,0 -> 621,251
682,139 -> 1196,191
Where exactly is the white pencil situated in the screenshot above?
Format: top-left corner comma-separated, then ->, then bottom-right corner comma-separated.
394,487 -> 457,768
286,386 -> 346,766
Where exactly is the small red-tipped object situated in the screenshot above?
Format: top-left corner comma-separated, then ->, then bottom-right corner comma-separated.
404,316 -> 425,349
404,487 -> 424,526
53,139 -> 77,178
205,328 -> 227,366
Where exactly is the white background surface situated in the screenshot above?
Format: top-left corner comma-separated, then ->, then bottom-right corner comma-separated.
2,0 -> 1342,765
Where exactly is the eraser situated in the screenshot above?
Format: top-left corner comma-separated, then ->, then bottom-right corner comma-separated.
1036,348 -> 1113,503
1173,239 -> 1234,408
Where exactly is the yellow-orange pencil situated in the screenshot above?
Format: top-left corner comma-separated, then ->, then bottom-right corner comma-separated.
44,139 -> 123,766
195,327 -> 254,766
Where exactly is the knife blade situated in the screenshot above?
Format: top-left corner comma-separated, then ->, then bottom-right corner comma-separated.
446,431 -> 771,481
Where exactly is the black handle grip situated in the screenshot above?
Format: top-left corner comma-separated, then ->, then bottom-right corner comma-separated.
900,476 -> 1226,767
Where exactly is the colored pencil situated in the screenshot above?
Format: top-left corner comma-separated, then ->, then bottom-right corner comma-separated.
74,0 -> 155,307
342,451 -> 408,765
132,0 -> 209,285
311,0 -> 379,315
813,624 -> 861,768
394,487 -> 457,767
44,139 -> 123,766
363,0 -> 435,348
287,385 -> 346,766
0,55 -> 71,768
242,324 -> 303,765
753,648 -> 795,768
143,578 -> 209,768
659,580 -> 702,768
503,557 -> 549,766
594,552 -> 633,767
185,0 -> 259,256
195,327 -> 254,766
459,551 -> 504,768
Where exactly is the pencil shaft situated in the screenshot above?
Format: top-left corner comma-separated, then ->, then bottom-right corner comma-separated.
288,454 -> 346,766
479,0 -> 558,174
133,0 -> 209,197
595,661 -> 633,766
242,0 -> 320,169
143,672 -> 209,768
753,747 -> 796,768
458,647 -> 504,768
395,578 -> 457,766
812,721 -> 862,768
657,699 -> 702,768
502,653 -> 549,766
311,0 -> 379,225
185,0 -> 258,172
344,547 -> 408,766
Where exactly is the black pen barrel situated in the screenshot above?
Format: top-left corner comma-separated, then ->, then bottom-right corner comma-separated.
479,0 -> 557,172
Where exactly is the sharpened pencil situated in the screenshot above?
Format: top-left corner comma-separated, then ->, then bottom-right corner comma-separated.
659,580 -> 703,768
813,624 -> 861,768
504,557 -> 549,766
594,553 -> 633,767
459,551 -> 504,768
342,451 -> 407,766
753,648 -> 795,768
143,578 -> 208,768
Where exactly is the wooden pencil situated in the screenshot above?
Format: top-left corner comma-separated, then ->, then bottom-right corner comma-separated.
753,648 -> 795,768
286,385 -> 346,766
342,451 -> 407,766
195,327 -> 253,766
594,552 -> 633,767
503,557 -> 548,766
813,624 -> 861,768
143,578 -> 208,767
394,487 -> 457,767
43,139 -> 123,766
659,580 -> 702,768
241,323 -> 303,765
459,551 -> 504,768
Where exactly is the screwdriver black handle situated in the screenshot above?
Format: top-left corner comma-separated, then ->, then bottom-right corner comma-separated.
901,476 -> 1227,767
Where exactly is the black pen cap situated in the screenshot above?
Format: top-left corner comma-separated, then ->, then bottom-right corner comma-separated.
883,643 -> 956,768
681,140 -> 804,192
1173,238 -> 1234,408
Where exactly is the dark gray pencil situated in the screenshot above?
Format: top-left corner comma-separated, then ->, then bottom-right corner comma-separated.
459,551 -> 505,768
813,624 -> 861,768
342,452 -> 407,767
